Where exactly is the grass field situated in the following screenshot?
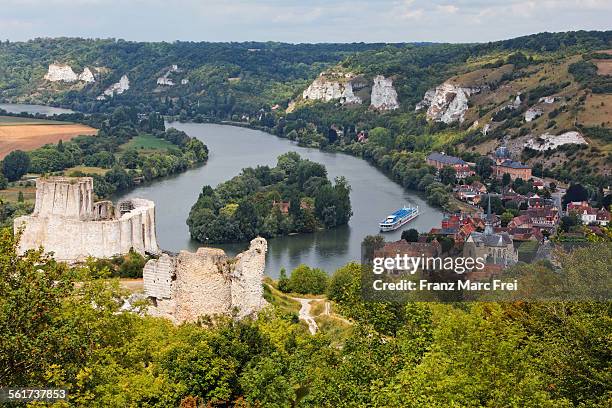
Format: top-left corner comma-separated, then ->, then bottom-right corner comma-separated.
0,122 -> 97,159
120,133 -> 175,152
594,59 -> 612,76
578,94 -> 612,128
0,115 -> 67,125
0,185 -> 36,202
64,166 -> 109,176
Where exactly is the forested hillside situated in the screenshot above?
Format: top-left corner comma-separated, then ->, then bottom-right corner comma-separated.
1,31 -> 611,193
0,39 -> 389,114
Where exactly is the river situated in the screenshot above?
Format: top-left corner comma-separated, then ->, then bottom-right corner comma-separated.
115,123 -> 443,277
0,103 -> 75,116
2,103 -> 443,277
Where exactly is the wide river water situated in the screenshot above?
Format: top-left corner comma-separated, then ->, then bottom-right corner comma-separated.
0,103 -> 75,115
115,123 -> 443,276
1,104 -> 443,277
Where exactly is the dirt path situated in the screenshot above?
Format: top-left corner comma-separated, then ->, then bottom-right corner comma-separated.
293,297 -> 318,335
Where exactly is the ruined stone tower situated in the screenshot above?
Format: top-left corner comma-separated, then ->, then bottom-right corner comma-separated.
15,176 -> 160,262
33,176 -> 94,219
143,237 -> 268,323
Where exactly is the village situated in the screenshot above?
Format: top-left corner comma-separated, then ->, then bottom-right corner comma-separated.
373,146 -> 611,282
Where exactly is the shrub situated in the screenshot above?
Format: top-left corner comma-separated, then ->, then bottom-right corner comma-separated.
115,249 -> 147,278
0,172 -> 7,190
278,268 -> 291,293
288,264 -> 328,295
327,262 -> 359,303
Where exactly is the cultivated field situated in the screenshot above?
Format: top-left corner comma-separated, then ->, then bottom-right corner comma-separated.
0,117 -> 97,158
594,59 -> 612,76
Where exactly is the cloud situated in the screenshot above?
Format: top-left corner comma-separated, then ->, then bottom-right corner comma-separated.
436,4 -> 458,14
0,0 -> 610,43
0,18 -> 35,31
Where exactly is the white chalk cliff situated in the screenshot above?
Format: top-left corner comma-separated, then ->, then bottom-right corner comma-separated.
302,72 -> 362,104
525,107 -> 543,122
44,63 -> 96,83
416,82 -> 484,124
524,131 -> 588,151
370,75 -> 399,110
101,75 -> 130,98
78,67 -> 95,83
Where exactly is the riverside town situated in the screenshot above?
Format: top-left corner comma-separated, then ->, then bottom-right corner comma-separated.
0,1 -> 610,407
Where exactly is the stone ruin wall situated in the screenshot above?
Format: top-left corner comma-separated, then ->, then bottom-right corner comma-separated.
143,238 -> 268,323
15,177 -> 159,262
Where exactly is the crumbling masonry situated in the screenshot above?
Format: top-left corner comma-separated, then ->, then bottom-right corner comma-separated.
14,177 -> 160,261
143,238 -> 268,323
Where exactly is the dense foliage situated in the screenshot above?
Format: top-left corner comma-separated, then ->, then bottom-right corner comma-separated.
0,39 -> 389,116
0,107 -> 208,198
187,152 -> 352,243
1,229 -> 610,406
279,264 -> 329,295
1,150 -> 30,182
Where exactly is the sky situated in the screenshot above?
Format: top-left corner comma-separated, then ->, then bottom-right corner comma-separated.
0,0 -> 610,44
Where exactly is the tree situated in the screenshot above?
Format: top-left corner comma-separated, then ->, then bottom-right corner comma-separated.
501,211 -> 514,226
2,150 -> 30,182
560,214 -> 580,232
362,235 -> 385,262
120,149 -> 141,169
327,262 -> 359,302
288,264 -> 328,295
17,191 -> 24,203
0,172 -> 7,190
475,157 -> 493,179
401,229 -> 419,242
104,166 -> 133,191
368,127 -> 394,150
439,236 -> 454,253
117,249 -> 146,278
502,173 -> 511,187
563,183 -> 589,207
327,127 -> 338,144
439,166 -> 456,185
278,268 -> 290,293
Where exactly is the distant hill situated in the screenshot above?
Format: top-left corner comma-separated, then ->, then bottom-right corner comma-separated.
1,31 -> 610,182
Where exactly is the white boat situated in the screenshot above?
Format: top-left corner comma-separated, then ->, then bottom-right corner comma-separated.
379,206 -> 419,232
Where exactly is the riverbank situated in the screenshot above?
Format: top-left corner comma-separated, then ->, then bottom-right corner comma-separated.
115,122 -> 444,276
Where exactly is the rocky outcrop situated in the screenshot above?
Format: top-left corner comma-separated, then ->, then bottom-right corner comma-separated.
416,82 -> 485,124
78,67 -> 95,83
370,75 -> 399,110
302,72 -> 363,105
482,123 -> 491,135
539,96 -> 556,104
44,63 -> 96,83
524,131 -> 588,151
525,107 -> 543,122
144,238 -> 268,324
157,64 -> 181,86
98,75 -> 130,99
14,177 -> 159,262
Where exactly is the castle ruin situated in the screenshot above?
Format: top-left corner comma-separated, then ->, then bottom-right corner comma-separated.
14,177 -> 160,262
143,237 -> 268,323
